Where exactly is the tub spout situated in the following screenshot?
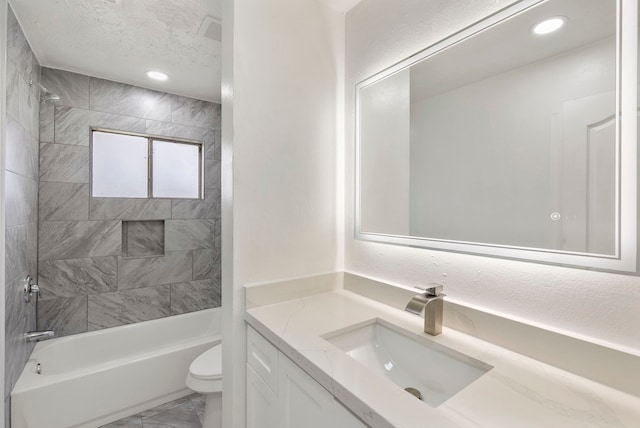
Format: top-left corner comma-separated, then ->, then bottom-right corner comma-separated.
25,330 -> 55,342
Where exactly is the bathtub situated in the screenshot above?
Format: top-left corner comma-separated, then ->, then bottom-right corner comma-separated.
11,308 -> 221,428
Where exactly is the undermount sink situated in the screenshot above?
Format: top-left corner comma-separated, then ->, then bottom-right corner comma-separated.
323,319 -> 492,407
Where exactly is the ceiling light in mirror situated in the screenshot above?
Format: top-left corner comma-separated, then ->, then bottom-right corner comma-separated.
532,16 -> 567,35
146,70 -> 169,81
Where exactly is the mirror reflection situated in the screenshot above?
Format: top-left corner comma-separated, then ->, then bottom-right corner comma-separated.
359,0 -> 621,256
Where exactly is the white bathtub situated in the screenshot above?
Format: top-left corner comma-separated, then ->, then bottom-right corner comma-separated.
11,308 -> 221,428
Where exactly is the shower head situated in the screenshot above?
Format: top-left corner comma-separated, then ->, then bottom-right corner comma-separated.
41,92 -> 61,104
37,83 -> 60,104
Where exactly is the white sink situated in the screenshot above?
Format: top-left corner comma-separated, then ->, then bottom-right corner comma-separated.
323,319 -> 492,407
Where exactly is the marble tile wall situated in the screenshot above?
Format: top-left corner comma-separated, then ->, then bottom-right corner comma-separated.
37,67 -> 222,338
4,5 -> 40,419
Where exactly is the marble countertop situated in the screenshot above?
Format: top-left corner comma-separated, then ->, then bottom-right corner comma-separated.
246,289 -> 640,428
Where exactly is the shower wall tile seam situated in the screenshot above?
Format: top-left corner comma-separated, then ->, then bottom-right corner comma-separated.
97,282 -> 174,293
169,283 -> 172,312
145,118 -> 214,132
37,216 -> 209,226
38,140 -> 89,147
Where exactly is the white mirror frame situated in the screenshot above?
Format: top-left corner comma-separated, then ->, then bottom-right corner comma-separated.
355,0 -> 638,272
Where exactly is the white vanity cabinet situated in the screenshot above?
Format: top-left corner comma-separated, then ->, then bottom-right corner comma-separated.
247,364 -> 278,428
278,353 -> 335,427
246,325 -> 368,428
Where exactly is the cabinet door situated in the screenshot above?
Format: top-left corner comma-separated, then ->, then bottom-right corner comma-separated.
333,399 -> 369,427
247,364 -> 278,428
278,354 -> 334,428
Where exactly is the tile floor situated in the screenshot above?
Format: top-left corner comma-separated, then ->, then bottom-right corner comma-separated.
99,393 -> 205,428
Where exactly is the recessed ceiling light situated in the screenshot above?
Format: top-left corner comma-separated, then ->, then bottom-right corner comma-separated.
146,70 -> 169,81
532,16 -> 566,35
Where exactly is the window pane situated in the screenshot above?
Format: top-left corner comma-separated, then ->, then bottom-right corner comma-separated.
152,141 -> 200,198
92,131 -> 148,198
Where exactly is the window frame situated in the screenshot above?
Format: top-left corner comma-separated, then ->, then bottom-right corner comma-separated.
90,128 -> 204,200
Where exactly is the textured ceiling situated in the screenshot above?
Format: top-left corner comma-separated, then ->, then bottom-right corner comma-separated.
10,0 -> 362,103
11,0 -> 222,102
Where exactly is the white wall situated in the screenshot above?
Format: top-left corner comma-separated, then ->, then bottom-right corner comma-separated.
409,39 -> 615,252
345,0 -> 640,354
222,0 -> 343,426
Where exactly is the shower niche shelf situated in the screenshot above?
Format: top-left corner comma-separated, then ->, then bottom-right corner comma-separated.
122,220 -> 165,258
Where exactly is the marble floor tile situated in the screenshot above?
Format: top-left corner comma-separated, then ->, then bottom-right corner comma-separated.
99,416 -> 143,428
137,396 -> 194,419
100,394 -> 205,428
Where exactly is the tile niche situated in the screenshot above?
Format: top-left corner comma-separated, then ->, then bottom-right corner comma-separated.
122,220 -> 165,258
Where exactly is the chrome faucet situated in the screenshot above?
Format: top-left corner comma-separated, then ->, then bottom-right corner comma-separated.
24,330 -> 55,343
404,285 -> 445,336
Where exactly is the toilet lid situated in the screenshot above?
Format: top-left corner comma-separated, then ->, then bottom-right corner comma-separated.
189,344 -> 222,381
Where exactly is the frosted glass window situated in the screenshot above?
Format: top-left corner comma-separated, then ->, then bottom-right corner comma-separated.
92,132 -> 148,198
91,130 -> 202,199
152,141 -> 201,198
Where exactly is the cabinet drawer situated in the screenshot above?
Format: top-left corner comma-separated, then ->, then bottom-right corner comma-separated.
247,364 -> 278,428
247,326 -> 279,393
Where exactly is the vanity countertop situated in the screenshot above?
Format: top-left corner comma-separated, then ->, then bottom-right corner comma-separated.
245,289 -> 640,428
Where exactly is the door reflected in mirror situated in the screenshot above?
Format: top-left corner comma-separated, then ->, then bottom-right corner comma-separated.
357,0 -> 637,271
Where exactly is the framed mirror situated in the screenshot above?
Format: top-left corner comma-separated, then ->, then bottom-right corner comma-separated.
355,0 -> 638,272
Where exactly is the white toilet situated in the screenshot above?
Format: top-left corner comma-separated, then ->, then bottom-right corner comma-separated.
186,344 -> 222,428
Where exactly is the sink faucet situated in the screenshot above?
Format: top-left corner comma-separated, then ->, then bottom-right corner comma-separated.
404,285 -> 445,336
24,330 -> 55,343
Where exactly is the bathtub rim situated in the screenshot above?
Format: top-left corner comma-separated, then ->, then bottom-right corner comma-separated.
13,308 -> 221,393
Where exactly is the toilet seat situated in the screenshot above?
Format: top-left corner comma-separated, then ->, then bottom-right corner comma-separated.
186,344 -> 222,394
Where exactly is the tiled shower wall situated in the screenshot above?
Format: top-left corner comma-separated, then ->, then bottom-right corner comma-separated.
4,5 -> 39,421
37,67 -> 222,337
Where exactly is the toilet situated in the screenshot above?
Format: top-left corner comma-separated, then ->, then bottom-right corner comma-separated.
186,344 -> 222,428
